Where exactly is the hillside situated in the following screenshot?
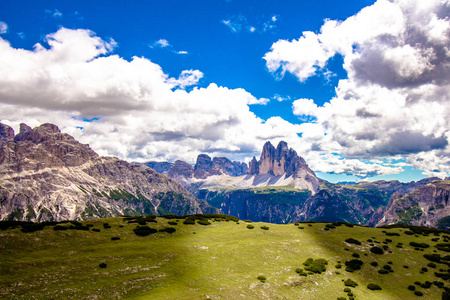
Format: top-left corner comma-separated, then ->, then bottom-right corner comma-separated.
0,122 -> 216,221
1,216 -> 449,299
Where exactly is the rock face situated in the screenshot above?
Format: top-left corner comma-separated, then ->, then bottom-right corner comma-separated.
376,180 -> 450,228
142,161 -> 173,174
248,141 -> 320,193
0,122 -> 217,222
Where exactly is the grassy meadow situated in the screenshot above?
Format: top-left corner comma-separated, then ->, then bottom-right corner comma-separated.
0,215 -> 449,299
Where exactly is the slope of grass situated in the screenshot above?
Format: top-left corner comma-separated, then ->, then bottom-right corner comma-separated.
0,217 -> 448,299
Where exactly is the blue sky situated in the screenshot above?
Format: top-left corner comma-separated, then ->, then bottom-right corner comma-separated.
0,0 -> 449,183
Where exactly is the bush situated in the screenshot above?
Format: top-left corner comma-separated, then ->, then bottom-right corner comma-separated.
367,283 -> 382,290
345,238 -> 361,245
298,226 -> 304,229
344,279 -> 358,287
53,225 -> 68,231
92,228 -> 101,232
385,232 -> 400,236
410,242 -> 430,248
421,267 -> 428,272
434,281 -> 444,288
443,290 -> 450,300
303,258 -> 328,274
168,221 -> 178,225
198,220 -> 211,226
103,223 -> 111,229
414,291 -> 423,296
345,259 -> 363,272
371,262 -> 378,267
352,253 -> 360,258
244,220 -> 252,223
344,288 -> 351,293
111,237 -> 120,240
21,223 -> 45,233
370,246 -> 384,254
133,226 -> 157,236
421,281 -> 432,288
183,219 -> 196,225
99,263 -> 107,268
247,225 -> 255,229
325,224 -> 336,229
378,269 -> 389,274
336,264 -> 342,269
408,285 -> 416,291
257,275 -> 266,282
159,227 -> 176,234
296,268 -> 308,276
260,226 -> 269,230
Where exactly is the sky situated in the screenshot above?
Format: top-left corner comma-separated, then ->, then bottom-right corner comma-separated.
0,0 -> 449,183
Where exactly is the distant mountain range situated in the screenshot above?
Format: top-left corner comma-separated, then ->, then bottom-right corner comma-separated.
1,122 -> 449,229
0,122 -> 217,222
144,141 -> 450,229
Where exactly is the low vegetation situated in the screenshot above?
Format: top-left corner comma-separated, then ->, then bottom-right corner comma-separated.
0,217 -> 449,299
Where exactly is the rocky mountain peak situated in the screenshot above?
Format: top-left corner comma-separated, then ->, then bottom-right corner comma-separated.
195,154 -> 213,172
19,123 -> 32,134
0,123 -> 14,140
249,141 -> 309,177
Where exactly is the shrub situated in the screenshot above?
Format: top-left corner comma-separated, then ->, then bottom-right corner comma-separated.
344,279 -> 358,287
424,254 -> 441,263
404,230 -> 415,235
247,225 -> 255,229
168,221 -> 178,225
378,269 -> 389,274
382,245 -> 389,250
183,219 -> 195,225
296,268 -> 307,276
103,223 -> 111,229
244,220 -> 252,223
257,275 -> 266,282
159,227 -> 176,234
408,285 -> 416,291
433,281 -> 444,288
53,225 -> 68,231
352,253 -> 360,258
133,226 -> 157,236
198,220 -> 211,226
111,237 -> 120,240
344,288 -> 351,293
345,259 -> 363,272
298,226 -> 304,229
345,238 -> 361,245
92,228 -> 101,232
99,263 -> 107,268
303,258 -> 328,274
421,281 -> 432,288
443,290 -> 450,300
21,223 -> 45,233
385,232 -> 400,236
294,223 -> 299,226
367,283 -> 382,290
421,267 -> 428,272
410,242 -> 430,249
371,262 -> 378,267
336,264 -> 342,269
260,226 -> 269,230
370,246 -> 384,254
337,297 -> 346,300
414,291 -> 423,296
325,224 -> 336,229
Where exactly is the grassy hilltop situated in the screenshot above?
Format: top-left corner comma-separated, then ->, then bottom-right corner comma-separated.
1,215 -> 450,299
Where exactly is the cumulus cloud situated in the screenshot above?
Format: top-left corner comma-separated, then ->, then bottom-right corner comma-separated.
151,39 -> 170,48
0,27 -> 282,165
0,22 -> 7,34
264,0 -> 450,178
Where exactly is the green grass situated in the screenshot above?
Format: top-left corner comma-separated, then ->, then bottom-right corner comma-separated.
0,218 -> 448,299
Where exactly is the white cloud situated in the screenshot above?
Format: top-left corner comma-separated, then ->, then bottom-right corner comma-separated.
292,98 -> 318,116
45,9 -> 63,18
0,22 -> 7,34
0,27 -> 284,165
263,0 -> 450,178
222,15 -> 247,33
151,39 -> 170,48
177,50 -> 188,54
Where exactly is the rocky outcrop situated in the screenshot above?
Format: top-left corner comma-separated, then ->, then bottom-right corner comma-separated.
0,122 -> 217,222
376,180 -> 450,227
247,141 -> 320,193
167,160 -> 194,179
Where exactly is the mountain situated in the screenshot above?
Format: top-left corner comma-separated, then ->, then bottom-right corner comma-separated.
0,122 -> 217,222
377,179 -> 450,228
